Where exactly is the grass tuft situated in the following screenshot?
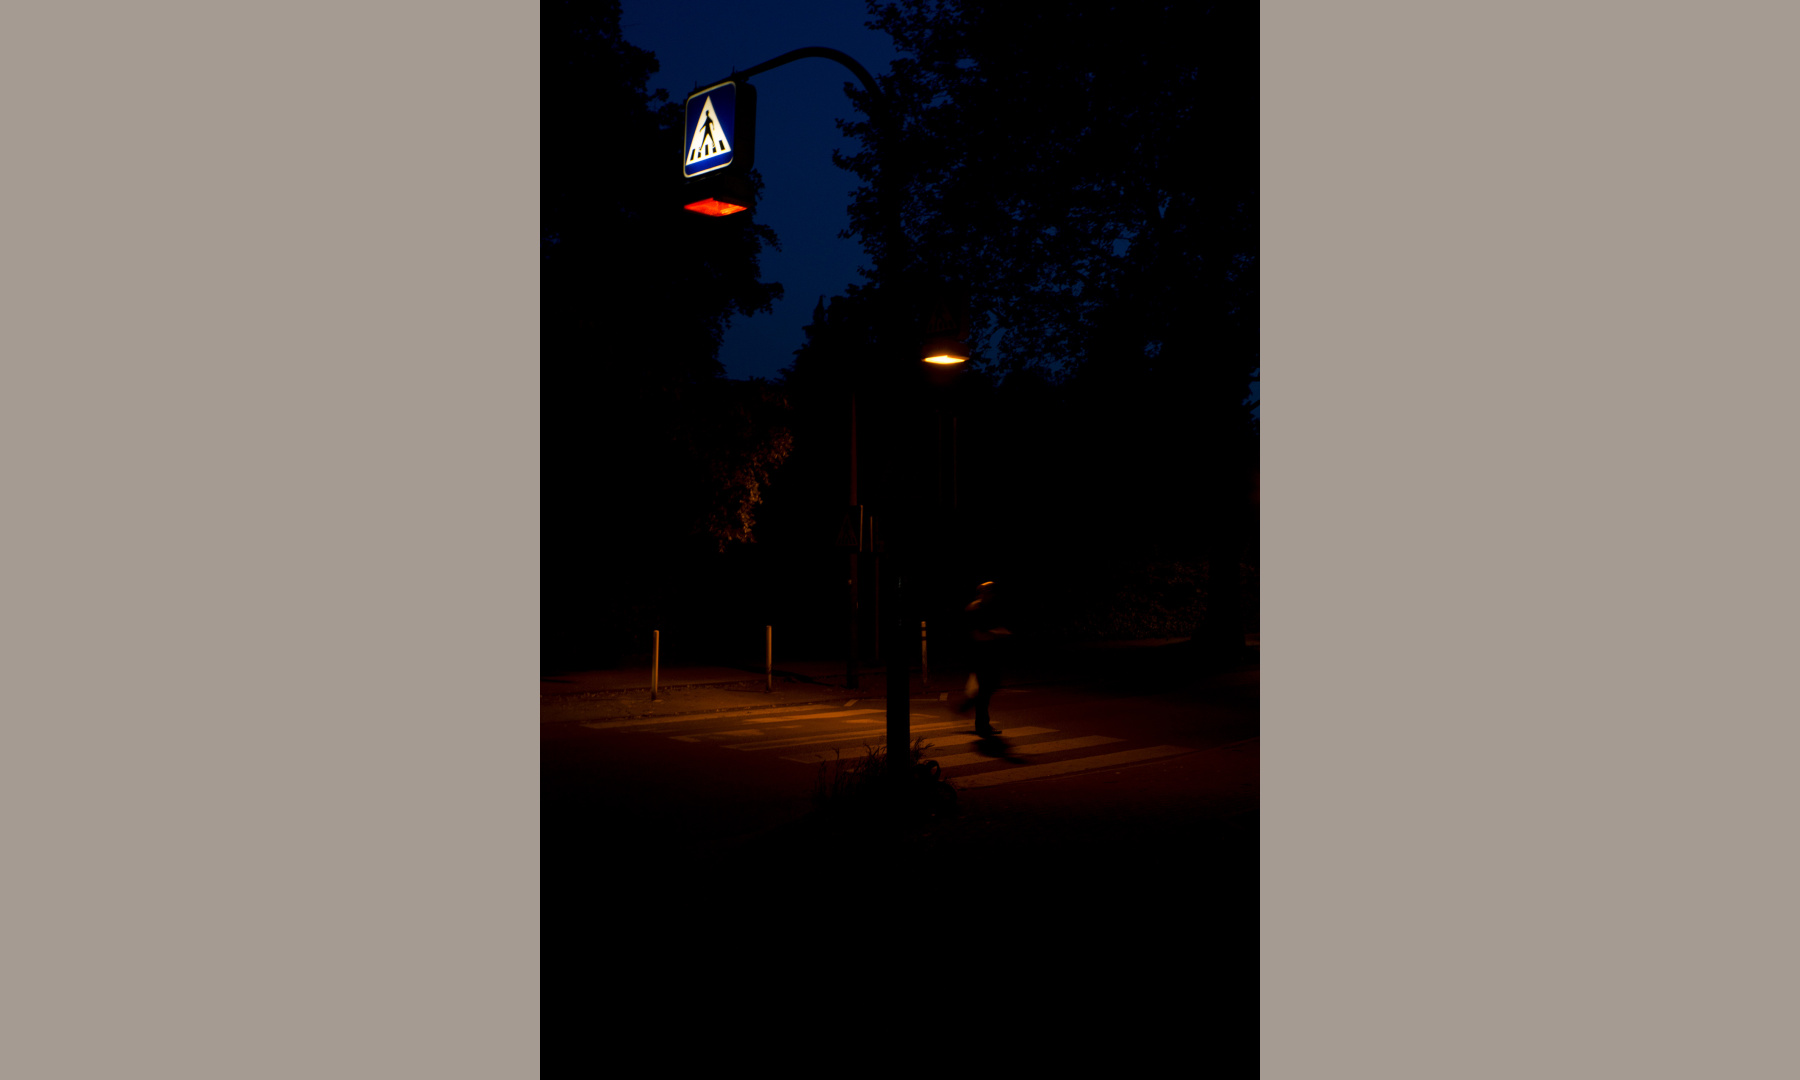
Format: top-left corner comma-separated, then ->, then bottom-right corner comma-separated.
810,736 -> 958,826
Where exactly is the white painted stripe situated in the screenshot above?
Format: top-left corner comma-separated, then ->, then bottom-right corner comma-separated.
728,718 -> 953,751
930,735 -> 1121,768
917,726 -> 1056,749
580,703 -> 842,731
779,727 -> 1060,764
730,718 -> 951,751
744,708 -> 883,723
680,725 -> 851,743
947,745 -> 1193,789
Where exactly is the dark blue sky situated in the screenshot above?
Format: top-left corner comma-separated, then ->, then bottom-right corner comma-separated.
618,0 -> 901,382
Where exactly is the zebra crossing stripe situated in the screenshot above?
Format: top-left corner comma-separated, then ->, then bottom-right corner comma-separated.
915,727 -> 1055,750
928,734 -> 1122,769
726,718 -> 953,751
743,708 -> 883,723
581,703 -> 843,731
778,727 -> 1060,764
947,745 -> 1193,789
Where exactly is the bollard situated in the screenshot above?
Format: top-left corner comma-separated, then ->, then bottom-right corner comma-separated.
651,630 -> 660,702
921,620 -> 929,687
765,625 -> 773,693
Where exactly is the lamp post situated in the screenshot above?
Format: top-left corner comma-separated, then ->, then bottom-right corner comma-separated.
684,46 -> 966,770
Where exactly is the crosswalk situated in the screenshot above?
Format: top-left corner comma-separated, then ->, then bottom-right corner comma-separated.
581,700 -> 1194,790
778,727 -> 1067,764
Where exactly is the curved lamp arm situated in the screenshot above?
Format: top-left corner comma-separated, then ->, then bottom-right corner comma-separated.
726,46 -> 889,128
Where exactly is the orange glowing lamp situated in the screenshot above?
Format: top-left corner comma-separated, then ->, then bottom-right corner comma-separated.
683,197 -> 750,217
920,334 -> 969,364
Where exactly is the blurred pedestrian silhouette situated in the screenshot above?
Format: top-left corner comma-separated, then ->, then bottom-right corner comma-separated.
957,580 -> 1011,737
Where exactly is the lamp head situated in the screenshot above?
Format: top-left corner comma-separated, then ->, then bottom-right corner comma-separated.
920,334 -> 968,365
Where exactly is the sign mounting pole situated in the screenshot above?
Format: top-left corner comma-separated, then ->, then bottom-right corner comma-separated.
684,45 -> 915,774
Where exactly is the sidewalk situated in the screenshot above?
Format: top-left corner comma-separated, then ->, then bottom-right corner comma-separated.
540,635 -> 1256,723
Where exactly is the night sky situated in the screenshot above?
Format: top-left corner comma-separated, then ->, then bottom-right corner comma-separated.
617,0 -> 902,383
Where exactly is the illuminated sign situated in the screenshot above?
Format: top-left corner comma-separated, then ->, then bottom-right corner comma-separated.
683,80 -> 756,179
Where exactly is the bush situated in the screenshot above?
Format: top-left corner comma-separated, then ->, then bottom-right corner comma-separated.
811,737 -> 958,825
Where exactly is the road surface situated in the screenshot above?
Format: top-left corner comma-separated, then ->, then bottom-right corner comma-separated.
542,672 -> 1259,1054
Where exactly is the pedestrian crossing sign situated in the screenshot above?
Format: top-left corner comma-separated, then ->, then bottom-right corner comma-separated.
683,80 -> 756,178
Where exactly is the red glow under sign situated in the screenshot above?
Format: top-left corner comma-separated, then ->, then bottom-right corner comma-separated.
683,198 -> 749,217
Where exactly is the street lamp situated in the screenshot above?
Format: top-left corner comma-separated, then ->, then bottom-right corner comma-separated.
681,45 -> 956,770
920,337 -> 969,365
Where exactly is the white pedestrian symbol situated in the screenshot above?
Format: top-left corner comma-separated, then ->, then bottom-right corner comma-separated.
686,95 -> 732,163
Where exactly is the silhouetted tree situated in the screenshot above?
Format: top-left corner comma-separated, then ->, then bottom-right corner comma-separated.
543,0 -> 791,666
832,0 -> 1259,657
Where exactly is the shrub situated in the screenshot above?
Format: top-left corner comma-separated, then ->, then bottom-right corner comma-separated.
811,737 -> 958,824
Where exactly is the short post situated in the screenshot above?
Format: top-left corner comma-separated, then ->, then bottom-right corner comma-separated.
920,620 -> 929,687
765,625 -> 774,693
651,630 -> 660,702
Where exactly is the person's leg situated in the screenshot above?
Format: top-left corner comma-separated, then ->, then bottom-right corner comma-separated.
974,666 -> 996,732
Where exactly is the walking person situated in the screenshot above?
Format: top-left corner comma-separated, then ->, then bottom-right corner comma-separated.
957,580 -> 1010,737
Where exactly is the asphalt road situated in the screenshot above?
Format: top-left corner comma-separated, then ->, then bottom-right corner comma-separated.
545,673 -> 1255,845
543,668 -> 1258,1062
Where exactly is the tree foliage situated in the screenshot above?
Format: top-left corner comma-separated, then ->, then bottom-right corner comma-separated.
837,0 -> 1256,390
542,0 -> 793,663
543,0 -> 784,378
685,379 -> 795,552
820,0 -> 1259,652
541,0 -> 1261,666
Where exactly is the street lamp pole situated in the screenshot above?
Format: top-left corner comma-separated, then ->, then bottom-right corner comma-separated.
702,45 -> 928,770
846,390 -> 858,691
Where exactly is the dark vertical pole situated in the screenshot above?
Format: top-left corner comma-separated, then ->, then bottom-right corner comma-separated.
847,393 -> 859,690
886,561 -> 909,766
921,619 -> 929,687
936,411 -> 945,509
869,516 -> 880,664
879,122 -> 911,775
689,45 -> 918,771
